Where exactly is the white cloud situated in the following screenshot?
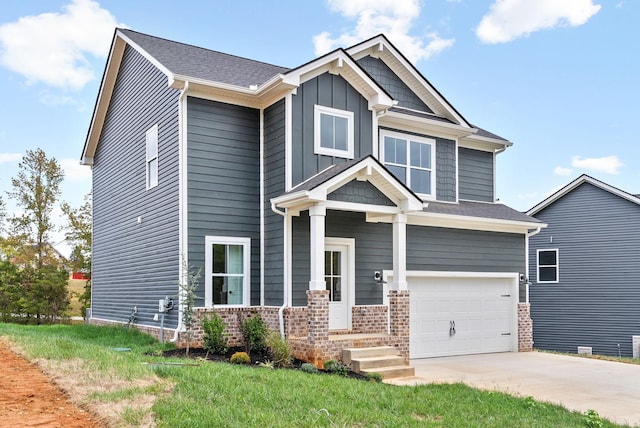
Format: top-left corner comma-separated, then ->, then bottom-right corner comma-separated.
61,158 -> 92,182
554,166 -> 573,176
476,0 -> 601,44
0,0 -> 122,90
571,155 -> 624,174
313,0 -> 455,63
0,153 -> 22,163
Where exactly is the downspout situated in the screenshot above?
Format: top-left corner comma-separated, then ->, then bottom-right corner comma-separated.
271,202 -> 288,338
171,81 -> 190,343
524,226 -> 542,304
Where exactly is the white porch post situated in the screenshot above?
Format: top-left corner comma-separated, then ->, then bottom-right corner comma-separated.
308,205 -> 327,291
391,213 -> 408,290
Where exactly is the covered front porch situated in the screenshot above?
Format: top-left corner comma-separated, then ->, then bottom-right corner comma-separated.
271,156 -> 424,366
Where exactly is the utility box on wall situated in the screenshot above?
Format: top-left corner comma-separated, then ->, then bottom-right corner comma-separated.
633,336 -> 640,359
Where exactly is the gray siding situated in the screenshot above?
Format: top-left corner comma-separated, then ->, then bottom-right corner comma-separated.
264,100 -> 286,305
328,180 -> 395,206
459,147 -> 494,202
186,98 -> 261,306
92,45 -> 180,328
291,211 -> 524,306
529,182 -> 640,357
291,73 -> 372,186
357,56 -> 432,113
381,127 -> 456,202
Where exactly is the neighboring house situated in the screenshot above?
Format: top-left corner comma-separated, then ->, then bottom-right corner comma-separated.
527,175 -> 640,357
81,29 -> 542,364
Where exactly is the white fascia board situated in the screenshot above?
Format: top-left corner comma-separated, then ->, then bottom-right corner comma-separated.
81,36 -> 127,165
117,30 -> 173,78
527,174 -> 640,215
460,134 -> 512,152
408,211 -> 546,233
347,37 -> 469,126
378,111 -> 475,140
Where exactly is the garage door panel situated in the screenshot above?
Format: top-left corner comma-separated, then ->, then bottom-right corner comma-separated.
409,275 -> 516,359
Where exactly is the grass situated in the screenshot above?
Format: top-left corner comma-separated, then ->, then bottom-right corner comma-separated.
0,323 -> 629,428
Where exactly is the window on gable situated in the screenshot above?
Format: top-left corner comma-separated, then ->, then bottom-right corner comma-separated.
381,130 -> 434,197
537,249 -> 559,283
314,105 -> 354,159
205,236 -> 250,306
146,125 -> 158,190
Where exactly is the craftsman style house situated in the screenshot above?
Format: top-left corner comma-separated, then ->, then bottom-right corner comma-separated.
82,29 -> 542,364
527,175 -> 640,357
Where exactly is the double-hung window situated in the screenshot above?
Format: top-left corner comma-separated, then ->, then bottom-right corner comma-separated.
381,130 -> 434,197
145,125 -> 158,190
314,105 -> 354,159
205,236 -> 250,306
537,249 -> 559,283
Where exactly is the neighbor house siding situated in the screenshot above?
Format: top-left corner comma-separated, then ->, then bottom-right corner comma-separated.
92,45 -> 180,328
529,182 -> 640,357
264,99 -> 286,305
291,73 -> 372,186
186,97 -> 261,306
356,56 -> 432,112
458,147 -> 494,202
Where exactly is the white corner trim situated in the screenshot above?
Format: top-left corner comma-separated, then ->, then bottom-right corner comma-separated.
285,93 -> 293,191
260,108 -> 265,306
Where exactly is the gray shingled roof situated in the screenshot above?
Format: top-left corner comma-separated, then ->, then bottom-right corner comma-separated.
120,29 -> 289,88
424,200 -> 541,223
388,106 -> 455,124
471,125 -> 508,142
288,157 -> 366,193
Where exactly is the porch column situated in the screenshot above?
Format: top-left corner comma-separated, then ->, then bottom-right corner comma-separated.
391,213 -> 408,290
308,205 -> 326,291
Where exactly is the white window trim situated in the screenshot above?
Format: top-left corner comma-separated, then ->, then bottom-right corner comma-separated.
204,236 -> 251,307
314,105 -> 354,159
145,124 -> 159,190
536,248 -> 559,283
380,129 -> 435,200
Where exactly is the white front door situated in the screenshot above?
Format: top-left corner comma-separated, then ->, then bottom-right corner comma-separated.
325,239 -> 354,330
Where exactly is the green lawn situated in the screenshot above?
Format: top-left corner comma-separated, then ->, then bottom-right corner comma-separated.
0,323 -> 627,427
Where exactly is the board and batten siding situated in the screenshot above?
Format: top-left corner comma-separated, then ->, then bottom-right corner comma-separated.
458,147 -> 494,202
291,73 -> 373,186
92,45 -> 180,328
186,97 -> 261,306
263,99 -> 286,305
529,182 -> 640,357
291,211 -> 524,306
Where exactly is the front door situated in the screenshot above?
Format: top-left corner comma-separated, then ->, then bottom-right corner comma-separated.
325,239 -> 353,330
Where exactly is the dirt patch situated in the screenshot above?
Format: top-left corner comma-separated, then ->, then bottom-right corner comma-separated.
0,340 -> 103,428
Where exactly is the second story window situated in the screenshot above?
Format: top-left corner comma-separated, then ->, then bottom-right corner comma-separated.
314,105 -> 354,159
537,249 -> 559,283
146,124 -> 158,190
381,130 -> 434,198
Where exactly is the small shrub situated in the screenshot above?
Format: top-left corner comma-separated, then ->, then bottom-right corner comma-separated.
323,359 -> 350,376
230,351 -> 250,365
240,314 -> 267,353
364,372 -> 383,383
300,363 -> 319,374
257,361 -> 274,369
265,329 -> 292,368
201,313 -> 228,355
583,409 -> 603,428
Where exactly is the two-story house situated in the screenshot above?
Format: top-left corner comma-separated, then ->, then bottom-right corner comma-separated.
81,29 -> 542,365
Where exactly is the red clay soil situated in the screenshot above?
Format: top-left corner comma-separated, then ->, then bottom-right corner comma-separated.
0,342 -> 102,428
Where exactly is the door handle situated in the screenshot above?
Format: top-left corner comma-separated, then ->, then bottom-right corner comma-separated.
449,320 -> 456,336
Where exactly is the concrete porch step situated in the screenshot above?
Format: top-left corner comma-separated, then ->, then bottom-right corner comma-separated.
343,346 -> 415,380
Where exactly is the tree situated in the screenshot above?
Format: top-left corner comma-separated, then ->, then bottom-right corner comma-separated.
62,192 -> 92,317
6,149 -> 64,268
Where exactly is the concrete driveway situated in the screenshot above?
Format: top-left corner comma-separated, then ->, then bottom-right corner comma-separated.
389,352 -> 640,427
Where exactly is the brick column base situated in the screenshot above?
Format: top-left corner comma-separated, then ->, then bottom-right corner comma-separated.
518,303 -> 533,351
306,290 -> 330,367
389,290 -> 410,362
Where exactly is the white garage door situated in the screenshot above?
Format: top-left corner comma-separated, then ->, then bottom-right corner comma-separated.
409,275 -> 516,359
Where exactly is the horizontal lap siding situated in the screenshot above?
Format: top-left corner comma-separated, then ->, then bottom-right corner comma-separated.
264,100 -> 286,305
187,98 -> 261,306
529,183 -> 640,357
458,148 -> 494,202
92,45 -> 180,328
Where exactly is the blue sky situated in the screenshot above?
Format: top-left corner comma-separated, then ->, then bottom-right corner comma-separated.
0,0 -> 637,253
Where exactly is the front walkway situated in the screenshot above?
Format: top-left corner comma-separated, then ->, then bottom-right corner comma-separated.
389,351 -> 640,427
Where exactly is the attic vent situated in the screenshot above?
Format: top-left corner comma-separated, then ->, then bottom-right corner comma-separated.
577,346 -> 592,355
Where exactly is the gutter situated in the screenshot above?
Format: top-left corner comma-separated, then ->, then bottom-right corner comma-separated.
523,226 -> 542,304
271,202 -> 288,338
171,81 -> 190,343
